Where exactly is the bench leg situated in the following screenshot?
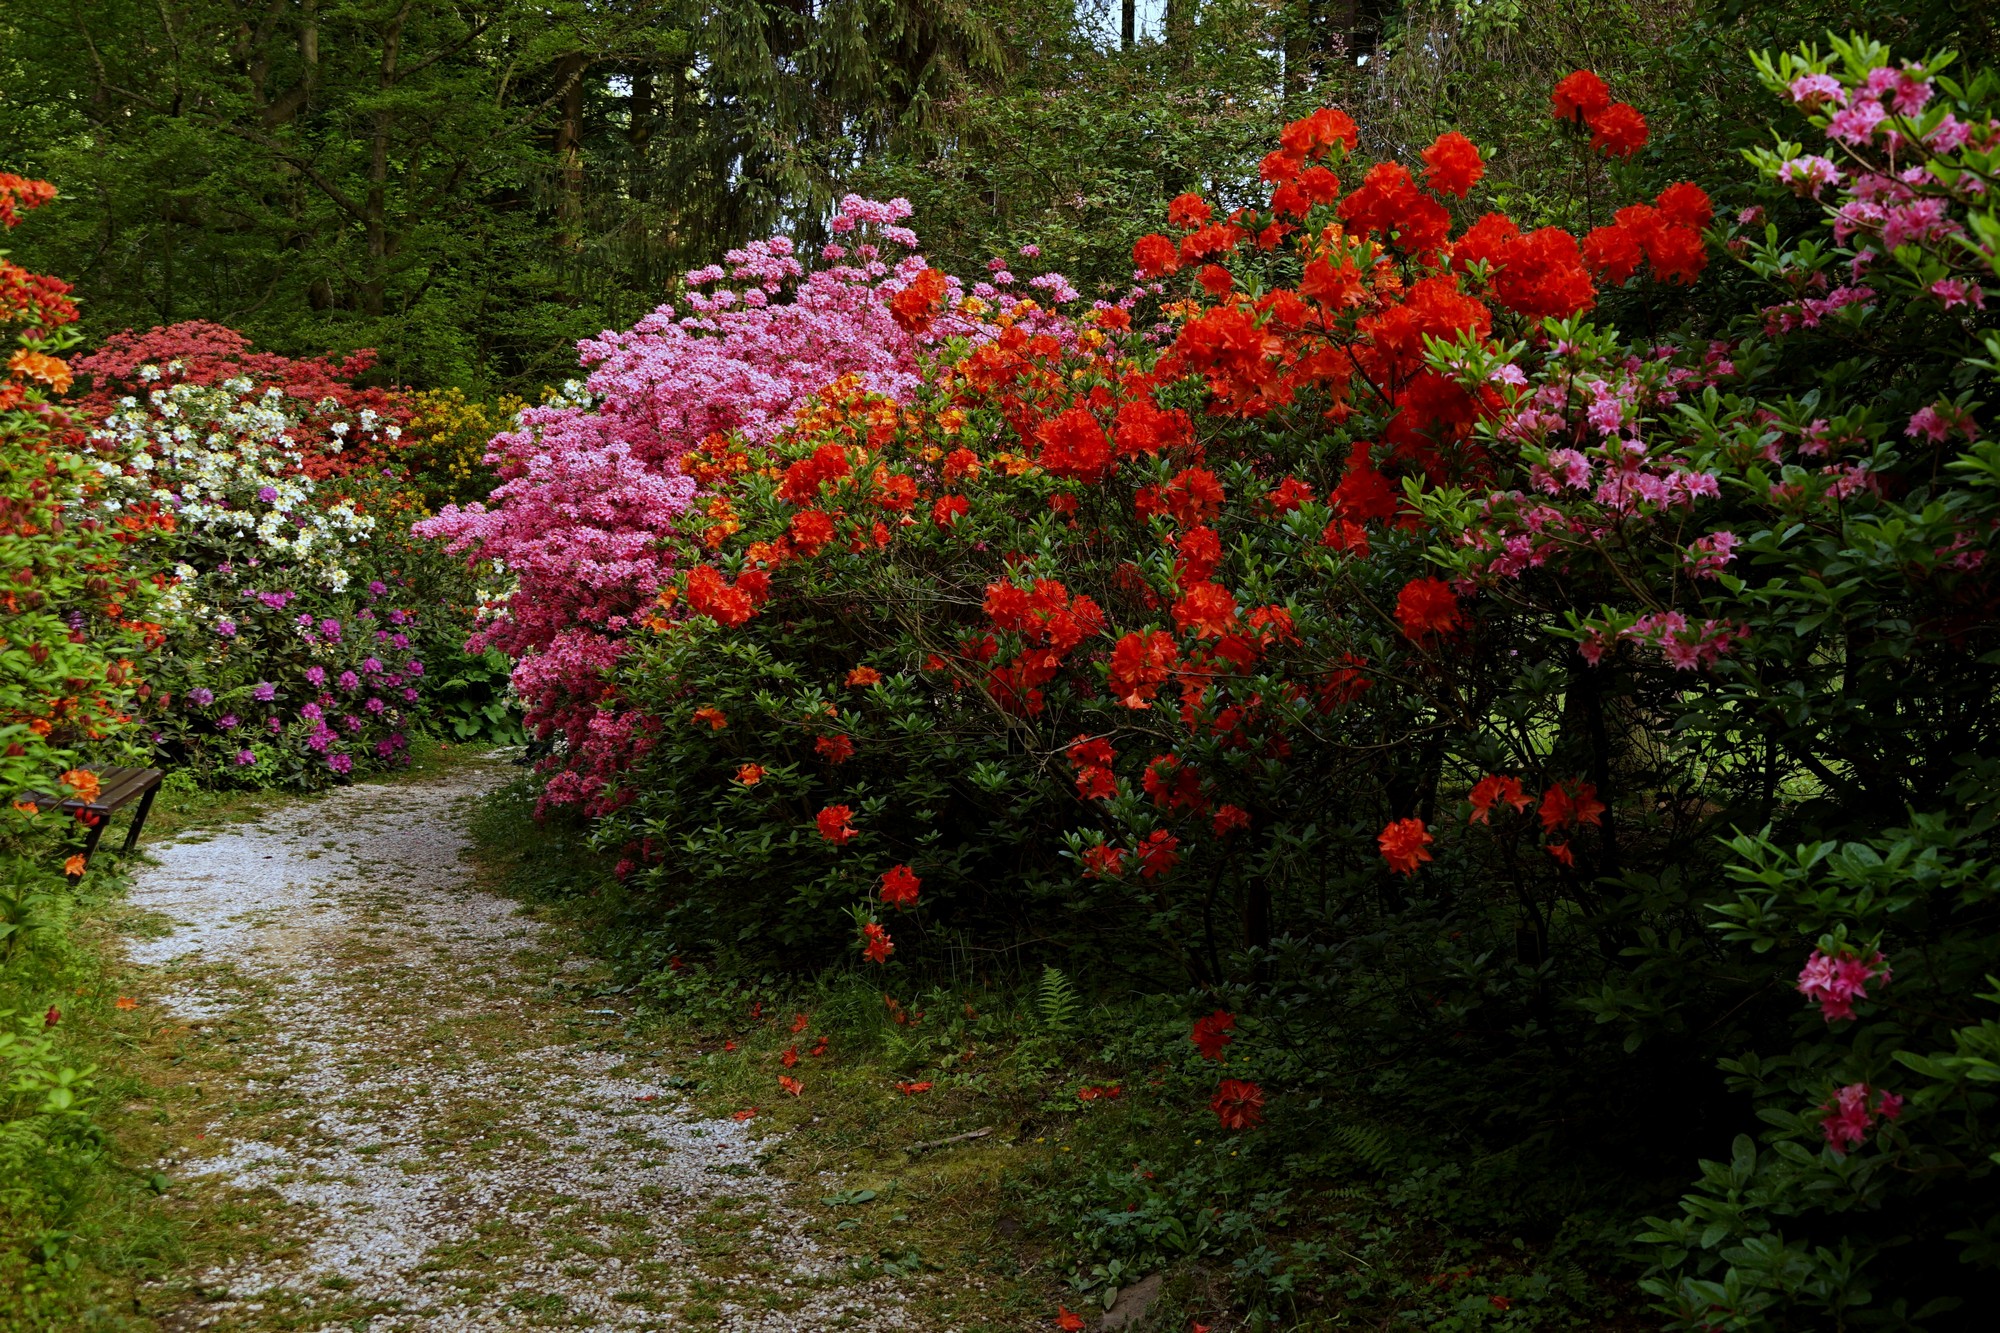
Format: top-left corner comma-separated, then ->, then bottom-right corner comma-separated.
120,785 -> 159,856
70,818 -> 107,884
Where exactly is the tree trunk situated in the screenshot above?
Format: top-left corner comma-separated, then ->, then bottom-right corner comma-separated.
554,53 -> 590,252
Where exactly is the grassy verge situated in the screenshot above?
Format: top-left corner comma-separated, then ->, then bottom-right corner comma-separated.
468,776 -> 1639,1333
0,738 -> 478,1332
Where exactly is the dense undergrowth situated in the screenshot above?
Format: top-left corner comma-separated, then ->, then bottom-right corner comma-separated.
473,775 -> 1641,1329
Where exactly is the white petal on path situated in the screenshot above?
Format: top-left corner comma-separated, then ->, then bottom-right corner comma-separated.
128,758 -> 911,1331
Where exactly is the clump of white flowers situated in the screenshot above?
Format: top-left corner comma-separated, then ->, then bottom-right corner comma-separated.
93,378 -> 381,591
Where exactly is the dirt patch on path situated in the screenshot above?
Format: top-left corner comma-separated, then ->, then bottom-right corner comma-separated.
127,757 -> 911,1331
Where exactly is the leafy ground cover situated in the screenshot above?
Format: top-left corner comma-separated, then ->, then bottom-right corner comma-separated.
472,775 -> 1654,1330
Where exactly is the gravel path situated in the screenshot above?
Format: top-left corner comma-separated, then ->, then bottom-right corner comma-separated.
127,758 -> 911,1331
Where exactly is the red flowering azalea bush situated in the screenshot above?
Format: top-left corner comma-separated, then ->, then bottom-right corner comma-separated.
461,40 -> 1999,1327
2,176 -> 157,833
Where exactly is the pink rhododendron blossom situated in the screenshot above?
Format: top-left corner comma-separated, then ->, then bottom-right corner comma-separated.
416,198 -> 956,810
1819,1082 -> 1902,1154
1797,948 -> 1890,1022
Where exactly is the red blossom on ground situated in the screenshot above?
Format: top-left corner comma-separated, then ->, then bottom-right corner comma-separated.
1191,1010 -> 1236,1060
1211,1078 -> 1266,1130
779,1074 -> 804,1096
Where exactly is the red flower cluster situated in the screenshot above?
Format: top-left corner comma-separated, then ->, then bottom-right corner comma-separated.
879,864 -> 921,909
816,804 -> 857,844
685,563 -> 772,627
1584,183 -> 1713,288
1467,774 -> 1531,823
1395,577 -> 1463,642
889,266 -> 949,334
1420,131 -> 1486,198
1211,1078 -> 1266,1130
776,443 -> 854,504
860,921 -> 893,963
1190,1010 -> 1236,1060
1068,736 -> 1118,800
0,172 -> 58,229
982,576 -> 1107,715
1378,817 -> 1434,875
1550,69 -> 1649,158
1108,630 -> 1178,708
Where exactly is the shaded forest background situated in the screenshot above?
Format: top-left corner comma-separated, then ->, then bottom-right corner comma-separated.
0,0 -> 1989,393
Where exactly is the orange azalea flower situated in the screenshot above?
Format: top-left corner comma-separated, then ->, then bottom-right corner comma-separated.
1467,775 -> 1531,823
815,734 -> 855,764
692,706 -> 728,730
1378,817 -> 1433,875
879,864 -> 921,909
816,804 -> 857,845
1056,1310 -> 1087,1333
846,665 -> 883,687
781,1045 -> 799,1068
790,1011 -> 810,1034
59,769 -> 100,803
11,801 -> 38,816
897,1080 -> 933,1095
778,1074 -> 804,1097
63,854 -> 87,878
732,1107 -> 758,1121
735,763 -> 765,786
8,348 -> 72,394
860,921 -> 894,963
114,996 -> 137,1010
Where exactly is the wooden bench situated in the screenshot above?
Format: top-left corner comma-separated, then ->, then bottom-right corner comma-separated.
21,766 -> 165,882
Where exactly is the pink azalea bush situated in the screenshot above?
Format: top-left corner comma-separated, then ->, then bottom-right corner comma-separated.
417,197 -> 1009,811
